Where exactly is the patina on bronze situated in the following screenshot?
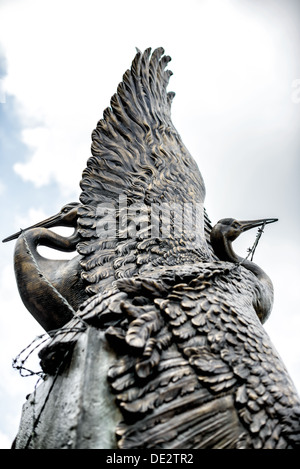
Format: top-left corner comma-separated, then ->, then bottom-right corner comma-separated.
3,47 -> 300,449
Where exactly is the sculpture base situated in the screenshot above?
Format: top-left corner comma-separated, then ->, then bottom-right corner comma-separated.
13,327 -> 122,449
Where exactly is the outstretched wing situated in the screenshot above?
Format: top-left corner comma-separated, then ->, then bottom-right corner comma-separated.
39,47 -> 217,373
81,264 -> 300,449
76,48 -> 214,297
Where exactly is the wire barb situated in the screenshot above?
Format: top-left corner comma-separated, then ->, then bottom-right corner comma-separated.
238,221 -> 267,267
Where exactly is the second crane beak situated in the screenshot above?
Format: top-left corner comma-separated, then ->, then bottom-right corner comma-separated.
2,211 -> 66,243
239,218 -> 278,233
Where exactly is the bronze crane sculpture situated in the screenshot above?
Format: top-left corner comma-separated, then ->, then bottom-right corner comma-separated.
3,48 -> 300,449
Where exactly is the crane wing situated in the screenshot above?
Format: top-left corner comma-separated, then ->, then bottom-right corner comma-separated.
76,48 -> 214,297
73,263 -> 300,449
39,47 -> 217,377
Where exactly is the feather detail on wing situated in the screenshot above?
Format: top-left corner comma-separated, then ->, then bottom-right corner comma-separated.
76,48 -> 212,296
72,263 -> 300,449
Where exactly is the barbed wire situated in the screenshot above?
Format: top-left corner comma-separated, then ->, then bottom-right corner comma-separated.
12,333 -> 49,379
240,220 -> 267,265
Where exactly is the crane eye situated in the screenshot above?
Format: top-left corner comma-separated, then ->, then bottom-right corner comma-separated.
233,222 -> 240,229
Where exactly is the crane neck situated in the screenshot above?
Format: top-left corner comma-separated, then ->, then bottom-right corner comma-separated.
211,232 -> 274,323
214,235 -> 271,285
23,227 -> 80,259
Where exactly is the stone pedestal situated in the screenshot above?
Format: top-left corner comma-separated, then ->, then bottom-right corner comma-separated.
14,327 -> 122,449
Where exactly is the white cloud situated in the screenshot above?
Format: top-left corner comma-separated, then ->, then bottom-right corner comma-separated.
0,80 -> 5,104
0,431 -> 12,449
0,180 -> 6,196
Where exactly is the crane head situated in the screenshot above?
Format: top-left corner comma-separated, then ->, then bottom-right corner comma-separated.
211,217 -> 278,244
2,202 -> 80,243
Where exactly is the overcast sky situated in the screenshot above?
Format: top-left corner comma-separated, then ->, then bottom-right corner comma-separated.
0,0 -> 299,448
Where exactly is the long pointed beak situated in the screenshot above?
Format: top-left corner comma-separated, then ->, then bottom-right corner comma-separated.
239,218 -> 278,233
2,211 -> 65,243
